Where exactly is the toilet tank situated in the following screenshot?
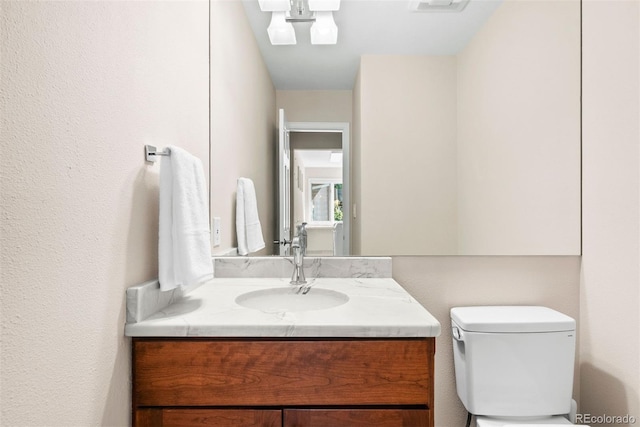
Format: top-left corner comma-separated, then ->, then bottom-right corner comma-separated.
451,306 -> 576,417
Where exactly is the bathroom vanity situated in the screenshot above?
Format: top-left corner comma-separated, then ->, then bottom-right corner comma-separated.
132,338 -> 434,426
126,260 -> 440,427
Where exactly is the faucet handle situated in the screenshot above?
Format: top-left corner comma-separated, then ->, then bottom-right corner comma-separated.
273,239 -> 291,246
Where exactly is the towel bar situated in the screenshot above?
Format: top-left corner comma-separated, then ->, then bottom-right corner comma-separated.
145,145 -> 170,163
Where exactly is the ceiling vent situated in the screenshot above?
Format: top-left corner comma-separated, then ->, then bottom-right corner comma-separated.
409,0 -> 470,13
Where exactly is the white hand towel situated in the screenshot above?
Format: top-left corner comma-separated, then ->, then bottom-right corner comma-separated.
159,146 -> 213,292
236,177 -> 265,256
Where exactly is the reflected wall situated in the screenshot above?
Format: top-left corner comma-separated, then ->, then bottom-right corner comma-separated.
352,0 -> 581,255
210,0 -> 276,255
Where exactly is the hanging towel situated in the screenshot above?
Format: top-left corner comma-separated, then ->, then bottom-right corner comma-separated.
236,177 -> 265,255
159,146 -> 213,292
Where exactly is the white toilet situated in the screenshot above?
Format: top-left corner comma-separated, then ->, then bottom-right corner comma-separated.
451,306 -> 589,427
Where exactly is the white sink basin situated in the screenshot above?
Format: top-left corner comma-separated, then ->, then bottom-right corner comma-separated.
235,287 -> 349,312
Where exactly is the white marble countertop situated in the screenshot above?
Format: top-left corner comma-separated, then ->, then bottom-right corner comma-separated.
125,277 -> 441,338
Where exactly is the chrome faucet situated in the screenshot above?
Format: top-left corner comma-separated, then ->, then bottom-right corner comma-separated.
290,223 -> 308,288
297,222 -> 307,256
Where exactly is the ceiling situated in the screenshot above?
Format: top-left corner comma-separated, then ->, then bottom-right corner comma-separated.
297,149 -> 342,168
241,0 -> 503,90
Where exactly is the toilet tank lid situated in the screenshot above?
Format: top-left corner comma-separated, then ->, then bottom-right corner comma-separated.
450,306 -> 576,333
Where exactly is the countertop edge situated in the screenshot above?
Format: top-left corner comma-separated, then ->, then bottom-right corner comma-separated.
125,277 -> 441,338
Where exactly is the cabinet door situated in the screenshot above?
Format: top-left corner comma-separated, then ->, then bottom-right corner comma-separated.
284,409 -> 430,427
135,409 -> 281,427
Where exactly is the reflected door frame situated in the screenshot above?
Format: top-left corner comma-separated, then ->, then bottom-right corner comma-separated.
287,121 -> 350,256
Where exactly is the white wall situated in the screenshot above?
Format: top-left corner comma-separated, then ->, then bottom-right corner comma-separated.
356,55 -> 458,255
210,1 -> 276,255
276,90 -> 352,123
0,1 -> 209,425
305,227 -> 336,256
581,0 -> 640,422
456,0 -> 581,255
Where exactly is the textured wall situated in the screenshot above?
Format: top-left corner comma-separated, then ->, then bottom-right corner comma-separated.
0,1 -> 209,425
581,0 -> 640,423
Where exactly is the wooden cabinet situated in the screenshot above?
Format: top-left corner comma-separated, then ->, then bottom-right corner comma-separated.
132,338 -> 435,427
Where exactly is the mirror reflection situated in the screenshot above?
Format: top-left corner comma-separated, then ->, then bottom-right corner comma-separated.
210,0 -> 581,257
293,142 -> 345,256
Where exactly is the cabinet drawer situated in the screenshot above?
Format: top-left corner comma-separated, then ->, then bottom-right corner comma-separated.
135,409 -> 281,427
284,409 -> 430,427
133,339 -> 433,407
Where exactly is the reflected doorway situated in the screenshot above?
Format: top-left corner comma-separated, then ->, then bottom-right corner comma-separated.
277,112 -> 350,256
292,146 -> 344,256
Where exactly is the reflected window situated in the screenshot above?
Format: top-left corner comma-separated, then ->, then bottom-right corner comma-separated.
308,180 -> 343,224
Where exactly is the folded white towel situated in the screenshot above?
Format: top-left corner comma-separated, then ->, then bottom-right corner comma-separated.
236,177 -> 265,255
159,146 -> 213,292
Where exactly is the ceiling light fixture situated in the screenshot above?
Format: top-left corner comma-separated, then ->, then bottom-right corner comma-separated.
267,11 -> 297,45
258,0 -> 291,12
310,11 -> 338,44
287,0 -> 315,21
259,0 -> 340,45
308,0 -> 341,11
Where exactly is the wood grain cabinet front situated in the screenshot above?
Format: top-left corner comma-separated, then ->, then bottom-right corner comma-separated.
136,409 -> 282,427
132,338 -> 435,427
284,409 -> 431,427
